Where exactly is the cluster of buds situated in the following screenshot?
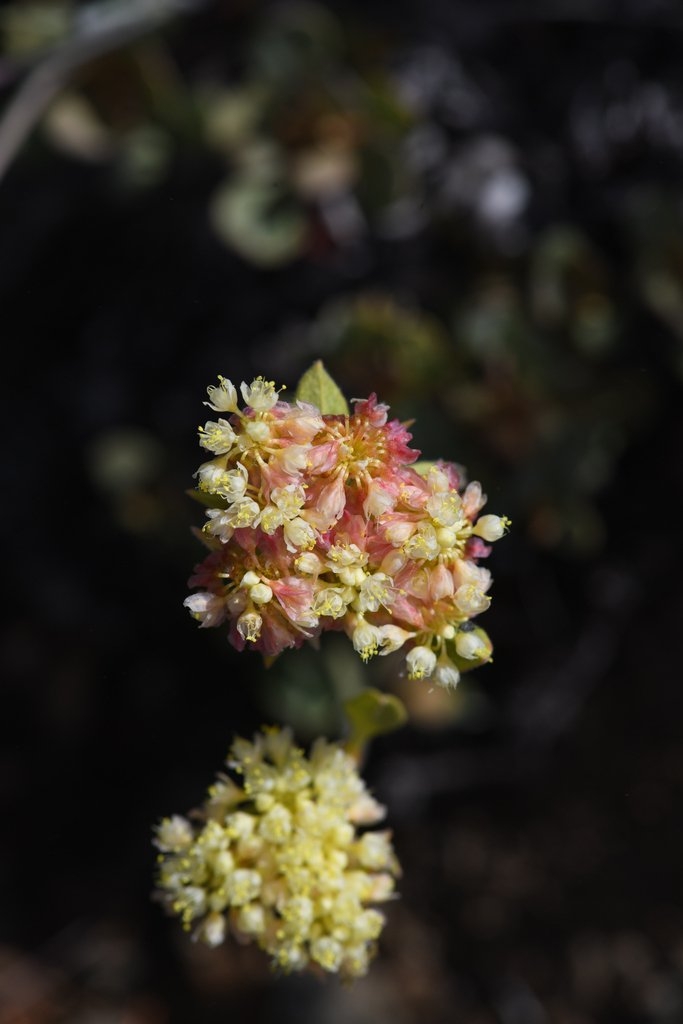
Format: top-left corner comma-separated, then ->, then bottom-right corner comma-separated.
184,375 -> 509,688
155,726 -> 399,979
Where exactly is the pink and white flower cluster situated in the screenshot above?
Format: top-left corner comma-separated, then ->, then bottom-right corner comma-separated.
184,375 -> 509,687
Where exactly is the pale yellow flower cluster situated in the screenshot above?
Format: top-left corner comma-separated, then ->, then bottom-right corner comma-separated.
155,727 -> 399,979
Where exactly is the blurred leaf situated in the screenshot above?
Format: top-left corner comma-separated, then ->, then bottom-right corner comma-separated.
203,87 -> 266,152
186,488 -> 228,510
344,688 -> 407,755
1,2 -> 72,56
210,177 -> 306,266
295,360 -> 349,414
44,92 -> 112,161
250,1 -> 343,84
115,126 -> 173,189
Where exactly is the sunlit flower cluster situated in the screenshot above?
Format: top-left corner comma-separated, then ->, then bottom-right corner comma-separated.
155,726 -> 399,979
185,375 -> 509,687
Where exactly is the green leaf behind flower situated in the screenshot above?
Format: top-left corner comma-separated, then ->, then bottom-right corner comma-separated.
344,688 -> 407,757
186,488 -> 228,509
411,460 -> 438,476
295,360 -> 349,415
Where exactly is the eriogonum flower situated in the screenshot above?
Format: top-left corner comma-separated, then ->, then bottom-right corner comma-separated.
184,373 -> 509,686
155,726 -> 399,979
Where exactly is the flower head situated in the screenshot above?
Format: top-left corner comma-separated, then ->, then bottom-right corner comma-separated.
155,726 -> 399,979
184,371 -> 508,682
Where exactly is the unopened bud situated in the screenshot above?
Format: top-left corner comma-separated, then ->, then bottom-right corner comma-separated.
473,514 -> 510,542
250,583 -> 273,605
455,631 -> 488,660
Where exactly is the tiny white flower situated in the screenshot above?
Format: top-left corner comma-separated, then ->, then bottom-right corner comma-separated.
378,624 -> 414,654
327,542 -> 366,568
227,497 -> 261,528
426,490 -> 463,527
259,505 -> 284,534
272,484 -> 306,515
204,376 -> 238,412
405,645 -> 437,680
235,903 -> 265,935
195,461 -> 227,492
154,815 -> 194,852
357,572 -> 394,613
427,466 -> 450,493
284,516 -> 316,552
219,463 -> 249,502
183,592 -> 225,628
384,520 -> 414,546
198,418 -> 236,455
433,652 -> 460,689
336,564 -> 366,588
403,523 -> 440,560
182,886 -> 207,920
352,619 -> 383,662
363,483 -> 395,518
277,444 -> 310,474
240,377 -> 280,411
199,911 -> 226,947
311,937 -> 344,972
312,587 -> 348,619
356,831 -> 395,870
225,868 -> 262,906
454,584 -> 491,616
237,611 -> 262,642
203,507 -> 234,542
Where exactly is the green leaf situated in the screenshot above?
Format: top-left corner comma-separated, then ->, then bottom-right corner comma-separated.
295,360 -> 349,415
411,460 -> 437,477
344,688 -> 407,756
186,488 -> 228,510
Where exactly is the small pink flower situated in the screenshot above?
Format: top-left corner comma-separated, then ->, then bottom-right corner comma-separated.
269,577 -> 316,623
303,473 -> 347,531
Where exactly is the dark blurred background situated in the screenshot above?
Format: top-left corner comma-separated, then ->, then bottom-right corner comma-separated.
2,1 -> 683,1021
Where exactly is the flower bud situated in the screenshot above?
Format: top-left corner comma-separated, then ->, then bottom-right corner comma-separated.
250,583 -> 273,605
245,419 -> 271,443
295,551 -> 322,575
473,514 -> 510,542
455,631 -> 488,660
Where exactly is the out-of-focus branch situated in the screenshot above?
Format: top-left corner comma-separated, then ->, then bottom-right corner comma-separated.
0,0 -> 205,184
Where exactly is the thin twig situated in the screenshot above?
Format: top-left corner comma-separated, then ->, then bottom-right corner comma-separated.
0,0 -> 204,185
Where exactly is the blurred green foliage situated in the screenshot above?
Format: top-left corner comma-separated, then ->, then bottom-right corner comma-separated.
1,0 -> 677,560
